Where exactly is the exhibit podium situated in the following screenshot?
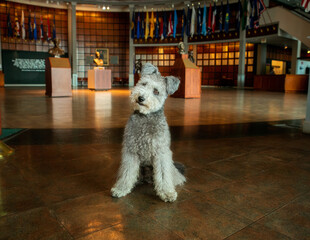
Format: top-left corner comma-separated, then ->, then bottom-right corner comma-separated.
45,57 -> 72,97
171,54 -> 201,98
88,67 -> 112,90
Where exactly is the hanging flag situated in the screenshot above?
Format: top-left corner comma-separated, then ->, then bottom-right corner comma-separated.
33,14 -> 37,40
207,3 -> 212,34
7,13 -> 13,37
47,16 -> 51,41
141,13 -> 145,39
241,0 -> 248,30
186,7 -> 191,37
160,17 -> 164,40
173,9 -> 178,38
40,15 -> 44,40
253,0 -> 260,28
163,11 -> 168,38
224,0 -> 230,33
21,10 -> 25,39
150,11 -> 154,38
236,0 -> 242,32
167,13 -> 173,37
219,0 -> 224,32
258,0 -> 266,18
201,4 -> 207,36
190,6 -> 196,37
28,12 -> 33,40
301,0 -> 310,12
197,5 -> 202,36
181,9 -> 186,38
212,2 -> 217,32
249,0 -> 255,29
53,16 -> 56,39
137,12 -> 140,39
145,12 -> 149,39
131,11 -> 135,39
247,0 -> 251,29
155,12 -> 160,38
145,11 -> 149,39
14,12 -> 20,38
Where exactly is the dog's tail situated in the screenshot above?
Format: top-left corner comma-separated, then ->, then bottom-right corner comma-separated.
174,162 -> 186,175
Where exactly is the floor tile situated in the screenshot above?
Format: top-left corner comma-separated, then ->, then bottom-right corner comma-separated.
205,182 -> 294,221
257,193 -> 310,240
0,207 -> 72,240
146,196 -> 251,240
78,216 -> 183,240
225,223 -> 292,240
51,192 -> 137,238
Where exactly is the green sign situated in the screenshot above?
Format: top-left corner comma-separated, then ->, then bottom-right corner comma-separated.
2,50 -> 57,84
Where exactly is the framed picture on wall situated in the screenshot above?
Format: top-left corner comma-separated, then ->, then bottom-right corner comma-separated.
96,48 -> 109,66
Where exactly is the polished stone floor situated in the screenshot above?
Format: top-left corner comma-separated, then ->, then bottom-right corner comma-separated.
0,87 -> 310,239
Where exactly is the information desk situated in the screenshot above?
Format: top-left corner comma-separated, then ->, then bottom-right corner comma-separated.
254,75 -> 308,92
45,57 -> 72,97
88,68 -> 111,90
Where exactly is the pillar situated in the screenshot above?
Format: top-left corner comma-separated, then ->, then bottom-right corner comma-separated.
291,40 -> 301,74
128,5 -> 135,87
256,43 -> 267,75
303,74 -> 310,134
68,2 -> 78,87
237,27 -> 246,88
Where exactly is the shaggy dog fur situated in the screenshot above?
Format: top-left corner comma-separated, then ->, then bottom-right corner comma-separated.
111,63 -> 186,202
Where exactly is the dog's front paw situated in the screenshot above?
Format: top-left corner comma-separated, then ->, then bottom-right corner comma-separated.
111,187 -> 130,198
158,191 -> 178,203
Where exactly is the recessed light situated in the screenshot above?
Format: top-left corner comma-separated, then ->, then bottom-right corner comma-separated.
102,6 -> 106,10
107,6 -> 110,10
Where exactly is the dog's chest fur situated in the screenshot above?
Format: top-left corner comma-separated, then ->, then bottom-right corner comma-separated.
123,108 -> 170,163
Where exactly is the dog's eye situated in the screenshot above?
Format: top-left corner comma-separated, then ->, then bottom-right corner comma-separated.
153,88 -> 159,95
141,83 -> 147,86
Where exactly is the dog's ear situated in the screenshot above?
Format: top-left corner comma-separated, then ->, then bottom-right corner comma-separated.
141,63 -> 160,76
164,76 -> 180,95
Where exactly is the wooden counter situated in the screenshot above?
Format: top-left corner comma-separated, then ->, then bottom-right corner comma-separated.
254,74 -> 308,93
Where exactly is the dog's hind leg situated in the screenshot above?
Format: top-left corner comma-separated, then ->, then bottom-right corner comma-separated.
153,149 -> 178,202
111,151 -> 140,198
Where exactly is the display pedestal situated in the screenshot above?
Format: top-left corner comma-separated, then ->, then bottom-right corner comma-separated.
171,54 -> 201,98
45,57 -> 72,97
88,67 -> 111,90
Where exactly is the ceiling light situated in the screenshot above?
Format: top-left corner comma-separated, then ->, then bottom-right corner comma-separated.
46,0 -> 49,3
102,6 -> 106,10
107,6 -> 110,10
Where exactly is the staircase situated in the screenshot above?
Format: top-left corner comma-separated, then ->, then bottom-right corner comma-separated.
261,6 -> 310,47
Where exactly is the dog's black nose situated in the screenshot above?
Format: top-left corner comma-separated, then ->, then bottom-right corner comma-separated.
138,96 -> 145,103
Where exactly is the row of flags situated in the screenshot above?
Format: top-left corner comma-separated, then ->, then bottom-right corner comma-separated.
131,0 -> 267,40
301,0 -> 310,12
7,10 -> 56,41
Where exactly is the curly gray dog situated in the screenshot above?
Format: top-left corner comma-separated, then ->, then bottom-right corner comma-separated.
111,63 -> 186,202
